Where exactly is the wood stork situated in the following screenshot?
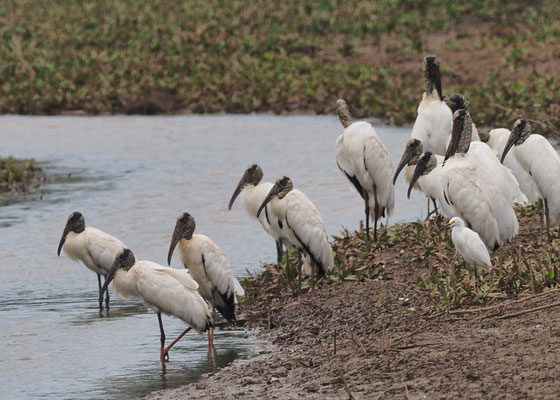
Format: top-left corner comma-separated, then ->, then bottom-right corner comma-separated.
167,212 -> 245,345
444,109 -> 526,244
393,138 -> 443,215
256,176 -> 334,304
440,217 -> 492,270
57,211 -> 125,309
410,55 -> 453,156
335,99 -> 395,241
484,128 -> 540,204
228,164 -> 285,263
445,94 -> 481,142
501,118 -> 560,242
100,249 -> 211,362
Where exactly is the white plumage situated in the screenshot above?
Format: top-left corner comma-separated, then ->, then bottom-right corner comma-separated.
57,211 -> 125,309
336,99 -> 395,241
443,217 -> 492,269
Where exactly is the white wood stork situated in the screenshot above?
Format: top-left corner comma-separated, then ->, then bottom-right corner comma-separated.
444,109 -> 526,244
57,211 -> 125,309
256,176 -> 334,304
484,128 -> 540,204
501,118 -> 560,242
335,99 -> 395,241
440,217 -> 492,270
228,164 -> 285,263
445,94 -> 481,142
393,138 -> 443,215
410,55 -> 453,156
167,212 -> 245,346
100,249 -> 211,362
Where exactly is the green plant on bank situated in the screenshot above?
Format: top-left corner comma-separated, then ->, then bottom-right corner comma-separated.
1,1 -> 560,136
0,157 -> 45,193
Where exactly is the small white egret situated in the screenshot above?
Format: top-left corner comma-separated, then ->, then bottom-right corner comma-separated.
501,118 -> 560,242
100,249 -> 211,362
168,213 -> 245,346
410,55 -> 453,156
440,217 -> 492,270
228,164 -> 285,263
257,176 -> 334,304
336,99 -> 395,241
57,211 -> 125,309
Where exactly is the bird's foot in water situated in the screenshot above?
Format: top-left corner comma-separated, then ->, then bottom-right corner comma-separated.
160,348 -> 170,363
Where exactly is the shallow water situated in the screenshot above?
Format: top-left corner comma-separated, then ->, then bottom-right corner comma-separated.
0,115 -> 427,399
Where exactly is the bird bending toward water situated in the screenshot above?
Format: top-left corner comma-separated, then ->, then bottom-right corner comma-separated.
335,99 -> 394,241
168,213 -> 245,346
57,211 -> 125,310
100,249 -> 211,362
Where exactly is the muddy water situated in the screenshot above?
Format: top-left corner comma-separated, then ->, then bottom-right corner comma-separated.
0,115 -> 426,399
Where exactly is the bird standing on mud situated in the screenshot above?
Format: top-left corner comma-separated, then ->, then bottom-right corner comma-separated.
335,98 -> 395,241
228,164 -> 285,263
501,118 -> 560,242
257,176 -> 334,304
440,217 -> 492,271
410,55 -> 453,156
57,211 -> 125,310
100,249 -> 211,362
168,212 -> 245,347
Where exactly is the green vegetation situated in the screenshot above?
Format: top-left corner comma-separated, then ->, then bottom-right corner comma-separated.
0,157 -> 45,193
1,1 -> 559,135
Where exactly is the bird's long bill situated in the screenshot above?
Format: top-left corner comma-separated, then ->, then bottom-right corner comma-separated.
167,226 -> 181,266
438,223 -> 452,233
57,222 -> 71,256
99,260 -> 118,304
228,175 -> 246,210
393,150 -> 413,185
500,133 -> 517,164
444,116 -> 464,162
256,184 -> 279,218
407,161 -> 426,199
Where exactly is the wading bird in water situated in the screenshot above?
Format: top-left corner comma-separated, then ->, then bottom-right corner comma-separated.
168,213 -> 245,346
257,176 -> 333,305
228,164 -> 285,263
335,99 -> 394,241
57,211 -> 125,310
501,118 -> 560,242
100,249 -> 211,362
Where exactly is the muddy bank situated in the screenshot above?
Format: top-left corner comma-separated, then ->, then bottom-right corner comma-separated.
143,211 -> 560,399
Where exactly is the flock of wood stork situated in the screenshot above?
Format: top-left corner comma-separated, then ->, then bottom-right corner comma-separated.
56,54 -> 560,363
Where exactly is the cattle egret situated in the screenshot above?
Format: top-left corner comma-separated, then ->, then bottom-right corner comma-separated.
440,217 -> 492,270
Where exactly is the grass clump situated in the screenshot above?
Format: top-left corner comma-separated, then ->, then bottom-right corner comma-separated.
0,157 -> 45,193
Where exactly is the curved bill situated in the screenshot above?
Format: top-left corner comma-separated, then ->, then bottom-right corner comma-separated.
257,184 -> 280,218
444,115 -> 464,162
407,161 -> 426,199
228,175 -> 247,210
167,224 -> 181,266
99,259 -> 119,304
393,150 -> 413,185
500,133 -> 517,164
57,223 -> 71,256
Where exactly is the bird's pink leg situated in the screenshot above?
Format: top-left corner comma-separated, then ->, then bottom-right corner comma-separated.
162,327 -> 192,361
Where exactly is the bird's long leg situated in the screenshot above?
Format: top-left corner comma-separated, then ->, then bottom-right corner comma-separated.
276,240 -> 283,264
545,198 -> 551,243
310,264 -> 318,301
162,327 -> 192,361
373,199 -> 380,243
539,198 -> 544,244
104,275 -> 110,310
157,312 -> 168,362
432,198 -> 438,216
97,274 -> 103,310
426,197 -> 431,217
208,301 -> 216,350
286,253 -> 303,307
364,198 -> 370,241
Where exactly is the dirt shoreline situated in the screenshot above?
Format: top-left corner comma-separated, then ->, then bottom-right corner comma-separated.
142,212 -> 560,399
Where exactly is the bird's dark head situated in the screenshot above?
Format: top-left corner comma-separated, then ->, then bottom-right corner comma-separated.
100,248 -> 135,304
501,118 -> 531,164
424,55 -> 443,100
446,93 -> 469,113
393,139 -> 423,185
167,212 -> 196,265
57,211 -> 86,256
256,176 -> 293,218
444,109 -> 472,161
228,164 -> 264,210
336,99 -> 353,128
408,151 -> 437,199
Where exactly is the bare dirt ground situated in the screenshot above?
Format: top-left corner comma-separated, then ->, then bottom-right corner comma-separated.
143,213 -> 560,399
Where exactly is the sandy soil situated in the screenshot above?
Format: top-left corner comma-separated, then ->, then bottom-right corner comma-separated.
143,213 -> 560,399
